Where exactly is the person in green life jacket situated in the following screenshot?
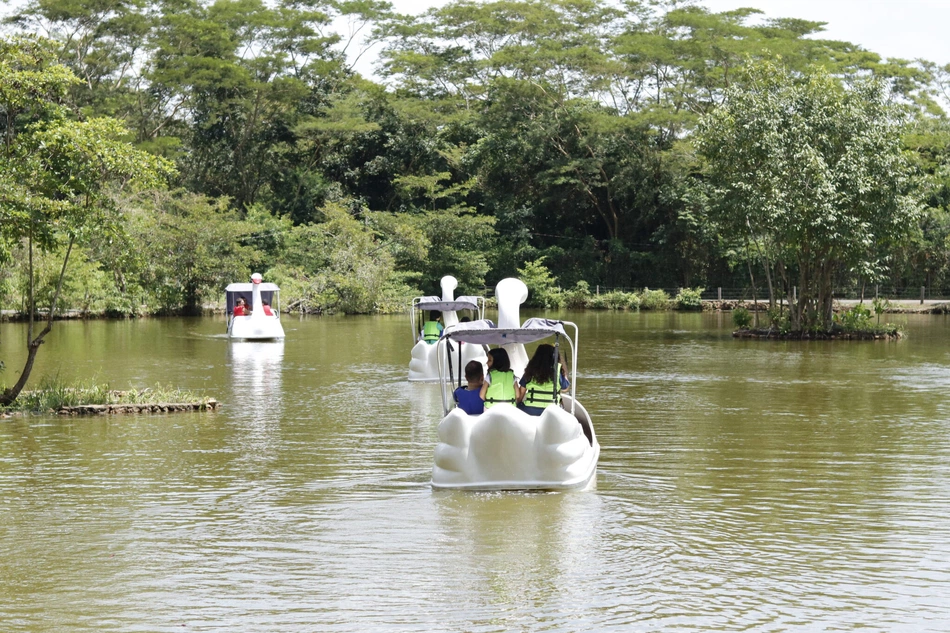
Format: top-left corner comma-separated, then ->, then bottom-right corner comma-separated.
478,348 -> 519,408
421,310 -> 444,344
516,343 -> 570,416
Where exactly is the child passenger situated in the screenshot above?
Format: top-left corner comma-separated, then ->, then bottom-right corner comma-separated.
454,360 -> 485,415
422,310 -> 443,344
517,344 -> 570,416
479,348 -> 518,408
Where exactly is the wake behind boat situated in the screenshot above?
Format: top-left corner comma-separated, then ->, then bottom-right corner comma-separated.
431,278 -> 599,491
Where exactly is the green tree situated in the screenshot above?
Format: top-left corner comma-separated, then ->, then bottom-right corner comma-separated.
697,62 -> 922,331
124,190 -> 259,314
0,36 -> 174,405
270,200 -> 413,314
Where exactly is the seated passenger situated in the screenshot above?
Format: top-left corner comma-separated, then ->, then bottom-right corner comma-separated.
454,360 -> 485,415
421,310 -> 443,344
517,344 -> 570,416
262,300 -> 274,316
233,297 -> 248,316
479,348 -> 518,408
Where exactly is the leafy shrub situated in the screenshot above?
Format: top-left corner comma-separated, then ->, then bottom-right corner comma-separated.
837,304 -> 873,332
587,290 -> 637,310
872,297 -> 891,324
624,292 -> 641,311
563,281 -> 591,309
640,288 -> 670,310
766,306 -> 790,333
732,306 -> 752,328
517,258 -> 564,308
674,287 -> 704,311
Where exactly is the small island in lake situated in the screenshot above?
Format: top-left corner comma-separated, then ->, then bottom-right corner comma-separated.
1,380 -> 218,417
729,298 -> 904,341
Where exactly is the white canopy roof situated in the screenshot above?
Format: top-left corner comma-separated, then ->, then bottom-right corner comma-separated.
443,318 -> 570,345
226,282 -> 280,292
415,295 -> 481,312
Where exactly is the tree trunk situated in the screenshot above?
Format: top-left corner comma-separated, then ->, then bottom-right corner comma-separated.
0,236 -> 74,406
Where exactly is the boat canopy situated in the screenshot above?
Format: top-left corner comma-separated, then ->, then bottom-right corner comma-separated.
442,318 -> 571,345
225,282 -> 279,315
414,296 -> 482,312
439,318 -> 580,415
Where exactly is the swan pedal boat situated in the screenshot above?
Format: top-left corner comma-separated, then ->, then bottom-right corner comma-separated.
226,274 -> 285,340
408,277 -> 487,382
432,318 -> 599,491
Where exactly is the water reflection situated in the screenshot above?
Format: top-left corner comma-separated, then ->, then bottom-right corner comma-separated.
3,313 -> 950,632
432,491 -> 605,616
227,340 -> 284,423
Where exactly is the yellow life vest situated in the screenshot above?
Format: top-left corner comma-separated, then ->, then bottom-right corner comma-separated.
484,369 -> 516,408
522,364 -> 562,409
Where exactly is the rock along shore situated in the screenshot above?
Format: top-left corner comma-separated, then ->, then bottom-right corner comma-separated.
56,399 -> 219,415
732,328 -> 901,341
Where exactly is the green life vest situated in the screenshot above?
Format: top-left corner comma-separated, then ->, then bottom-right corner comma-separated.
484,369 -> 516,408
522,364 -> 562,409
422,320 -> 441,343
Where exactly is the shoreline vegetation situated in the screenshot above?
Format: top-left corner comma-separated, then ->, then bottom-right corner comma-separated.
2,295 -> 948,321
0,381 -> 218,417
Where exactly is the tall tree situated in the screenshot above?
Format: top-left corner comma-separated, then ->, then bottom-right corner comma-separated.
0,36 -> 174,405
697,62 -> 922,331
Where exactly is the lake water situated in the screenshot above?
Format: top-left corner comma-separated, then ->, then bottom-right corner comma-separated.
2,311 -> 950,632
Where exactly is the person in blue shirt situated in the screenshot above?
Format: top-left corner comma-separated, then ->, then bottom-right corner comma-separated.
517,344 -> 570,416
454,360 -> 485,415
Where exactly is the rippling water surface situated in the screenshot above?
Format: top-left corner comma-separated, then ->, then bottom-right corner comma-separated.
2,311 -> 950,631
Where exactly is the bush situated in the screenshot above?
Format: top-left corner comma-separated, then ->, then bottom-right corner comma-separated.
837,304 -> 873,332
766,306 -> 790,333
563,281 -> 591,309
517,258 -> 564,308
872,297 -> 891,324
732,306 -> 752,328
674,287 -> 704,311
640,288 -> 670,310
587,290 -> 636,310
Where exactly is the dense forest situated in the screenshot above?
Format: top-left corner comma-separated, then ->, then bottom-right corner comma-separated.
2,0 -> 949,318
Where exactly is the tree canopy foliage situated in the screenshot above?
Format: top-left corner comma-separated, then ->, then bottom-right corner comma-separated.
698,62 -> 922,331
0,0 -> 949,335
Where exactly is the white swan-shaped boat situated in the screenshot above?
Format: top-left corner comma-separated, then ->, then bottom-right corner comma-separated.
408,275 -> 487,382
431,278 -> 599,491
226,273 -> 285,340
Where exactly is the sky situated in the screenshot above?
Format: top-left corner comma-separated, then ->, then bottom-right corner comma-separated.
387,0 -> 950,65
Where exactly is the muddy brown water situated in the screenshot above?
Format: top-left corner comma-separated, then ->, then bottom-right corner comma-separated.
2,311 -> 949,631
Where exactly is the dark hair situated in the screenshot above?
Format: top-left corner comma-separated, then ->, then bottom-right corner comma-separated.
487,348 -> 511,373
464,360 -> 483,381
429,310 -> 441,320
460,316 -> 471,322
521,344 -> 558,385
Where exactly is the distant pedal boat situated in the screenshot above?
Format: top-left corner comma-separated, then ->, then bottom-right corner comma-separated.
226,273 -> 285,340
409,275 -> 487,382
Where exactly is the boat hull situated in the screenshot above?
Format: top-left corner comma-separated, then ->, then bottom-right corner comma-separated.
228,315 -> 285,340
409,339 -> 487,383
431,397 -> 598,491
